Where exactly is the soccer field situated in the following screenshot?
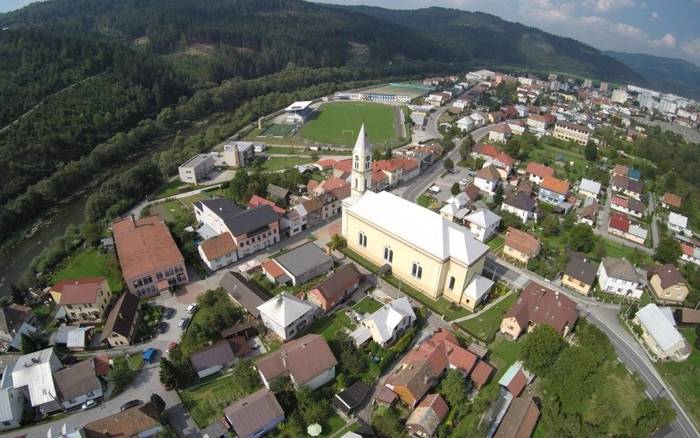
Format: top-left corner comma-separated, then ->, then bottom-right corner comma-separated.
300,102 -> 398,146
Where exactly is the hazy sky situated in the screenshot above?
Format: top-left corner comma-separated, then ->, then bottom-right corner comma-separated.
3,0 -> 699,65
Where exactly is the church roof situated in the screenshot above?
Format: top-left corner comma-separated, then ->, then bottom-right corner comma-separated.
353,124 -> 372,156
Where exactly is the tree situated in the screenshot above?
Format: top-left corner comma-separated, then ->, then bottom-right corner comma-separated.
493,184 -> 504,207
10,284 -> 26,305
112,357 -> 137,392
372,406 -> 406,438
439,369 -> 469,408
384,147 -> 393,159
150,393 -> 166,413
655,235 -> 681,265
568,224 -> 595,253
451,183 -> 461,196
521,325 -> 565,375
327,234 -> 346,251
541,215 -> 560,237
444,158 -> 454,172
20,333 -> 40,354
296,388 -> 331,426
584,142 -> 598,161
631,398 -> 675,437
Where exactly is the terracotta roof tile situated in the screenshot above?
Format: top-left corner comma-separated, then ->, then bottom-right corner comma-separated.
504,227 -> 541,257
541,176 -> 570,194
200,233 -> 237,260
525,162 -> 555,179
470,360 -> 494,389
662,192 -> 682,209
52,277 -> 107,305
254,334 -> 337,386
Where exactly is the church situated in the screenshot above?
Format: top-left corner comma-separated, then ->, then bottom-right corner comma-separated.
342,125 -> 493,309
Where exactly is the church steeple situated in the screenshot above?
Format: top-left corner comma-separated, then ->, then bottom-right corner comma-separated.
351,124 -> 372,197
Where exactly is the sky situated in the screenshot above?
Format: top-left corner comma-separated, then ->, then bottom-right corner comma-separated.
2,0 -> 699,65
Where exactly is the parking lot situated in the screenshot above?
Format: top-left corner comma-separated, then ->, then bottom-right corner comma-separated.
425,167 -> 474,203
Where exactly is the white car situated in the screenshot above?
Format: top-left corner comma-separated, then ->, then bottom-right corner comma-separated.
186,303 -> 197,314
428,185 -> 441,194
81,400 -> 96,410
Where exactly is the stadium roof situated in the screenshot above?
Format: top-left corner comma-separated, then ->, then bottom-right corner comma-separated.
284,101 -> 312,112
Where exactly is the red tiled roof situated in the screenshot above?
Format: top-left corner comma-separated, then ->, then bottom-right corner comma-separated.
94,355 -> 110,377
255,334 -> 337,386
505,281 -> 578,336
52,277 -> 106,305
505,227 -> 541,257
418,393 -> 449,420
200,233 -> 237,260
248,195 -> 285,215
525,162 -> 555,179
611,196 -> 628,209
608,212 -> 630,232
507,369 -> 528,397
681,243 -> 696,257
315,158 -> 336,169
470,360 -> 494,389
541,176 -> 570,194
613,164 -> 628,176
662,192 -> 682,209
333,158 -> 352,174
261,260 -> 286,279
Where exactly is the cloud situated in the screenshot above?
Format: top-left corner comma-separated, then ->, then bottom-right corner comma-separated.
588,0 -> 635,12
518,0 -> 575,22
681,38 -> 700,59
648,11 -> 658,21
580,15 -> 647,41
649,33 -> 676,48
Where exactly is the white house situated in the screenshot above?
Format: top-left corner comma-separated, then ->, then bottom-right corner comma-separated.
579,178 -> 602,199
470,112 -> 486,128
668,212 -> 690,235
635,304 -> 690,362
597,257 -> 644,299
461,274 -> 494,311
474,165 -> 501,195
0,379 -> 24,431
501,192 -> 538,223
457,116 -> 475,133
350,297 -> 416,348
464,209 -> 501,242
10,348 -> 63,414
257,292 -> 317,341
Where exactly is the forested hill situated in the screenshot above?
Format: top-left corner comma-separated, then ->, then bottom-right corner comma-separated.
336,5 -> 644,84
604,51 -> 700,99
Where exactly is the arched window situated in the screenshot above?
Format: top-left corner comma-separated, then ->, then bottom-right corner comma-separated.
358,231 -> 367,247
411,262 -> 422,280
365,155 -> 371,170
354,155 -> 359,170
384,246 -> 394,263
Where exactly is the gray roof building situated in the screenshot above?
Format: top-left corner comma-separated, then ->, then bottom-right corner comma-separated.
273,242 -> 333,285
219,272 -> 267,318
564,253 -> 599,286
504,192 -> 536,212
224,389 -> 285,438
601,257 -> 642,283
195,199 -> 279,237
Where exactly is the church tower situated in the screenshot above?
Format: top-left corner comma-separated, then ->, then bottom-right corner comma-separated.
351,124 -> 372,197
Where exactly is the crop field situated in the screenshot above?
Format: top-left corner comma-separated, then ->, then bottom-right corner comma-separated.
300,102 -> 398,146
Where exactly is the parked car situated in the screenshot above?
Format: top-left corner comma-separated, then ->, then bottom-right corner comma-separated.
120,399 -> 142,411
178,317 -> 190,329
156,322 -> 169,334
186,303 -> 197,314
81,400 -> 97,410
162,308 -> 176,319
429,185 -> 441,194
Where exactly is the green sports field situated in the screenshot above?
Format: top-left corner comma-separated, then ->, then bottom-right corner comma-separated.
300,102 -> 398,146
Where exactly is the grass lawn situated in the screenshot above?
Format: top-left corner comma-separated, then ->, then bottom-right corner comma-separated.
600,238 -> 653,264
301,102 -> 397,146
126,353 -> 144,370
149,199 -> 189,223
486,234 -> 505,252
52,248 -> 123,293
179,192 -> 210,207
260,156 -> 311,172
180,372 -> 260,427
458,293 -> 518,342
657,328 -> 700,425
353,297 -> 383,315
265,146 -> 311,155
308,310 -> 357,340
488,335 -> 523,379
153,179 -> 192,199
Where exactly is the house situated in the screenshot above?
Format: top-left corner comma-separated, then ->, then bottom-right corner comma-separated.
525,162 -> 554,186
502,192 -> 538,223
611,175 -> 643,201
597,257 -> 644,299
681,243 -> 700,266
194,199 -> 280,260
384,340 -> 448,407
440,193 -> 471,222
267,184 -> 290,202
668,212 -> 690,235
553,122 -> 591,145
224,389 -> 285,438
0,304 -> 34,348
464,209 -> 501,242
500,282 -> 578,340
498,361 -> 534,397
223,141 -> 256,168
0,382 -> 24,431
53,358 -> 103,410
82,404 -> 163,438
198,232 -> 238,271
503,227 -> 541,264
538,176 -> 569,206
472,144 -> 515,175
113,215 -> 188,297
257,292 -> 317,341
248,195 -> 286,216
489,124 -> 512,143
474,165 -> 501,195
561,253 -> 598,296
190,338 -> 251,379
661,192 -> 682,210
219,271 -> 266,318
268,242 -> 333,286
612,164 -> 628,178
333,381 -> 371,416
649,264 -> 689,304
608,212 -> 647,245
576,199 -> 599,226
457,116 -> 475,132
178,153 -> 215,184
342,190 -> 489,311
254,334 -> 337,390
470,360 -> 495,390
100,291 -> 140,347
494,397 -> 541,438
9,348 -> 63,414
578,178 -> 602,199
50,277 -> 112,323
611,195 -> 645,218
406,394 -> 449,438
51,325 -> 93,351
634,304 -> 690,362
350,297 -> 416,348
307,263 -> 364,311
526,114 -> 556,133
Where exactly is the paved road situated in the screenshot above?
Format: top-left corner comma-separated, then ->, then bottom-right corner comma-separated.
484,255 -> 699,438
401,123 -> 493,202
